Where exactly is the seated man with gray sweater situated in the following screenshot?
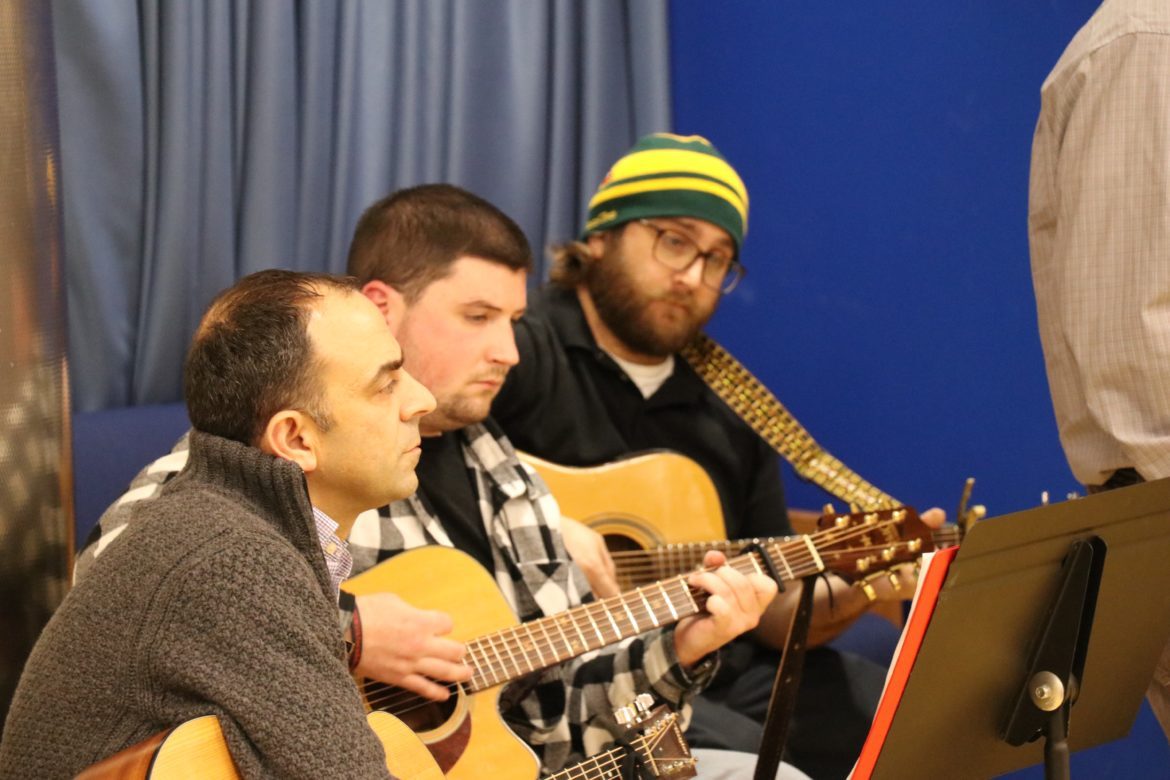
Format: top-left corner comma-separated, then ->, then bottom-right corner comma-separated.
0,270 -> 436,779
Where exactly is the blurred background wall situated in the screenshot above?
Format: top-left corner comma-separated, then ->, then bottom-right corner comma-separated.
0,0 -> 71,737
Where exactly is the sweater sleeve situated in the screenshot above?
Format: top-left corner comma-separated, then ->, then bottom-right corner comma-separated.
143,532 -> 392,779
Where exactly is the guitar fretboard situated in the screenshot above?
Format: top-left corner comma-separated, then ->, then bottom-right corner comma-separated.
464,535 -> 824,691
611,525 -> 959,588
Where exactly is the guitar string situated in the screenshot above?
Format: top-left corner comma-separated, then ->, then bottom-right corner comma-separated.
607,519 -> 953,581
356,520 -> 912,712
606,524 -> 959,564
547,730 -> 655,780
354,520 -> 912,713
609,537 -> 940,581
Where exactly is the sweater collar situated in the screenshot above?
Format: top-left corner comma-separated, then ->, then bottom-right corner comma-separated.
175,431 -> 320,570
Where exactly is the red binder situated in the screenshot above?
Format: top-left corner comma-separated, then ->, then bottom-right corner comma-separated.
850,546 -> 960,779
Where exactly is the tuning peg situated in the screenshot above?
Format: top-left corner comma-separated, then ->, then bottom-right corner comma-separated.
822,503 -> 836,517
613,693 -> 655,726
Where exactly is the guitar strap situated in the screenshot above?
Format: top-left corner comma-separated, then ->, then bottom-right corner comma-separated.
681,333 -> 898,775
680,333 -> 902,511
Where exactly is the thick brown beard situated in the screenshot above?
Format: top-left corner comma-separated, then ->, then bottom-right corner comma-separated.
584,246 -> 712,358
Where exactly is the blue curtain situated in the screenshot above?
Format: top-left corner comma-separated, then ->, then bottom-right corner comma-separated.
52,0 -> 671,411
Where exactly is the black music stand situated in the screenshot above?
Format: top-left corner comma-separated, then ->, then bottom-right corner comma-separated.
861,477 -> 1170,779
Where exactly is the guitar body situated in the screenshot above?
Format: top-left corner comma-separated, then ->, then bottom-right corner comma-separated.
367,711 -> 445,779
76,712 -> 437,779
341,546 -> 541,780
76,715 -> 235,780
519,451 -> 725,549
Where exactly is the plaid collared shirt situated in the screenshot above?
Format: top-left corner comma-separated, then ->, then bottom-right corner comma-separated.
76,419 -> 711,773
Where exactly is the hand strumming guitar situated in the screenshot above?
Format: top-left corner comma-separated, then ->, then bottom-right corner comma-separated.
673,550 -> 779,669
350,592 -> 472,701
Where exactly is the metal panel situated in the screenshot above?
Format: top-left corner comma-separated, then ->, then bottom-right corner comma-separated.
0,0 -> 71,731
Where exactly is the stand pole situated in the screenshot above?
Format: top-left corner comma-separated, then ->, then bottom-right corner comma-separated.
1043,705 -> 1069,780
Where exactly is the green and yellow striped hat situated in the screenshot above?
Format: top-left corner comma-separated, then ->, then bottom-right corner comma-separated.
583,133 -> 749,252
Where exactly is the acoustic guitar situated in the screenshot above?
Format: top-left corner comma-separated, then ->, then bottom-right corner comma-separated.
519,450 -> 962,591
75,710 -> 444,780
340,507 -> 932,779
75,697 -> 694,780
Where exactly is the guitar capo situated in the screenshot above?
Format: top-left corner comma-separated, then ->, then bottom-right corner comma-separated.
738,541 -> 785,592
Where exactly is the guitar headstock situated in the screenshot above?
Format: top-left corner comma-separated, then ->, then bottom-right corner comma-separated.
613,695 -> 697,779
814,506 -> 935,581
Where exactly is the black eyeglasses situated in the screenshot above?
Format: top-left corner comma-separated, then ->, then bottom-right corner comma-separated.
635,220 -> 744,293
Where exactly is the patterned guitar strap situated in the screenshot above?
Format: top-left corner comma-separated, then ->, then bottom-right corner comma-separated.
680,332 -> 901,779
680,332 -> 902,511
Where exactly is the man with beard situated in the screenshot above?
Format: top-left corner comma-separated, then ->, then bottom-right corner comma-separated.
491,133 -> 908,779
76,184 -> 804,780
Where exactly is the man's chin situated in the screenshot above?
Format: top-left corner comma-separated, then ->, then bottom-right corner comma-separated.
421,400 -> 492,433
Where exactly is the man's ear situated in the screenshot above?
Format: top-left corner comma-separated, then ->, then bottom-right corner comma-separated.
585,233 -> 607,260
258,410 -> 319,474
362,280 -> 407,331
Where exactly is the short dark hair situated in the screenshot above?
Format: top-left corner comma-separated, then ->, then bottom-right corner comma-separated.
346,183 -> 533,301
184,269 -> 360,445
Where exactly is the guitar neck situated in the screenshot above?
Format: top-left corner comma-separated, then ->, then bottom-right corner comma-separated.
465,537 -> 824,691
547,742 -> 641,780
613,525 -> 960,587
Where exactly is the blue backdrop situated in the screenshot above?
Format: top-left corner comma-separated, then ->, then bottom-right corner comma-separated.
669,2 -> 1170,772
670,0 -> 1104,518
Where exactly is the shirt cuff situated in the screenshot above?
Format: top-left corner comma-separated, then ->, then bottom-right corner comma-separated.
644,625 -> 720,706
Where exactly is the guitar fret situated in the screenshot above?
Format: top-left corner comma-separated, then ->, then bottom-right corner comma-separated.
484,634 -> 507,683
801,535 -> 824,574
583,606 -> 606,646
600,603 -> 621,637
509,625 -> 536,673
568,611 -> 590,649
657,581 -> 679,621
620,599 -> 640,634
533,619 -> 555,666
499,627 -> 520,677
747,553 -> 765,577
467,642 -> 490,689
772,544 -> 797,579
551,614 -> 574,658
522,623 -> 547,668
637,588 -> 661,627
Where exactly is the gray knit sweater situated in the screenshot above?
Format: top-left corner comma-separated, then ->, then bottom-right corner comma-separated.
0,431 -> 391,779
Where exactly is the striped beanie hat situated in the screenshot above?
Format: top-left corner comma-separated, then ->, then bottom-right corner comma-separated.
583,133 -> 749,252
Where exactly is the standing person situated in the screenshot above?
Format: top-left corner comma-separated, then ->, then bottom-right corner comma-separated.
76,185 -> 803,779
1029,0 -> 1170,741
1,270 -> 436,778
492,133 -> 923,779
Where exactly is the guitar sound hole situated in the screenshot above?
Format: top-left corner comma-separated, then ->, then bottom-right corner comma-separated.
397,694 -> 457,733
367,681 -> 459,732
604,534 -> 643,554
